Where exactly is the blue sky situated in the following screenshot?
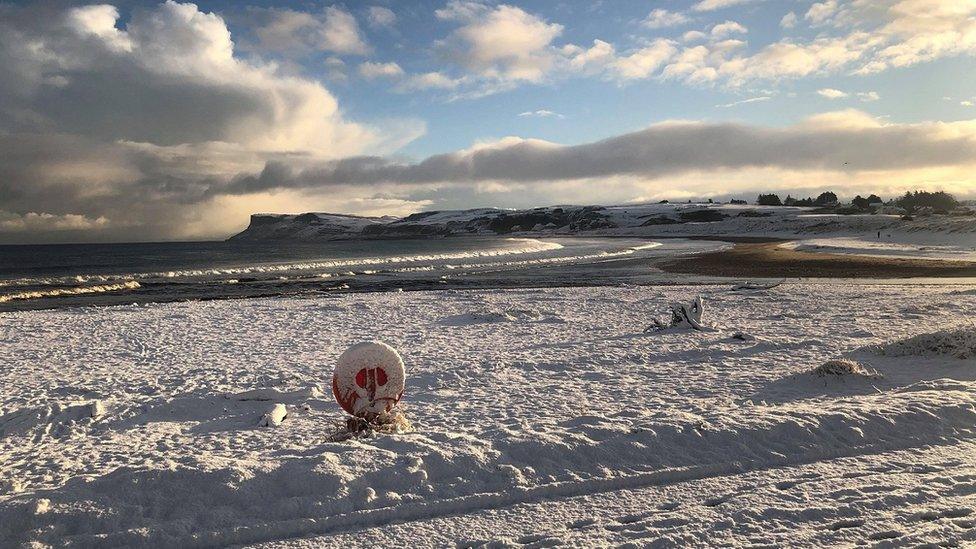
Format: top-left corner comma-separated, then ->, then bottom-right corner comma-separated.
2,0 -> 976,241
210,0 -> 975,158
236,2 -> 971,148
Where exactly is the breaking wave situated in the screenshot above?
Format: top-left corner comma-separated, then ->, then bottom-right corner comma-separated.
0,281 -> 142,304
0,239 -> 564,289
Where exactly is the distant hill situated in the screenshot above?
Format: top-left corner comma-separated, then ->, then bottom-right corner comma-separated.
228,202 -> 976,243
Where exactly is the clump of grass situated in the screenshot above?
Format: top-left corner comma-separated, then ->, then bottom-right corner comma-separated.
812,359 -> 880,378
878,326 -> 976,359
326,409 -> 412,442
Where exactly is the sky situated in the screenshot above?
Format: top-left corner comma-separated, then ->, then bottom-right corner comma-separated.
1,0 -> 976,243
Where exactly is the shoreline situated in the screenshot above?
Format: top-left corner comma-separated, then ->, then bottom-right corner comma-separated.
659,241 -> 976,278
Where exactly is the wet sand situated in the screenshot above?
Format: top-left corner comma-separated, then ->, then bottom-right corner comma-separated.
660,241 -> 976,278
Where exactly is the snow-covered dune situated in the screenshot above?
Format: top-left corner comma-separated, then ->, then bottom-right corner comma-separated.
2,283 -> 976,546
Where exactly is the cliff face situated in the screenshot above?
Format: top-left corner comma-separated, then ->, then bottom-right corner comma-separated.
230,203 -> 866,242
227,206 -> 620,241
229,213 -> 397,241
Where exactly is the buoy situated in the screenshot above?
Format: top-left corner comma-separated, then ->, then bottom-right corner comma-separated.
332,341 -> 405,420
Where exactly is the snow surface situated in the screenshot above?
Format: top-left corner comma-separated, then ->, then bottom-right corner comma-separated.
2,283 -> 976,547
782,237 -> 976,261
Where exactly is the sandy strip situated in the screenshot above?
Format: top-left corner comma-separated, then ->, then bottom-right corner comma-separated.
659,241 -> 976,278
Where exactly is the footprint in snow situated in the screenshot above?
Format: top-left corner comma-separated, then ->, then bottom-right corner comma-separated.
567,518 -> 598,530
515,533 -> 562,547
867,529 -> 903,541
830,518 -> 865,530
703,495 -> 731,507
916,507 -> 973,522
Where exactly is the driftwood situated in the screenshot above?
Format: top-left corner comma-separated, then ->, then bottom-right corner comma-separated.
646,296 -> 713,332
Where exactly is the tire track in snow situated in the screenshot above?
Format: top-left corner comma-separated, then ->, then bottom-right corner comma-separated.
76,434 -> 976,548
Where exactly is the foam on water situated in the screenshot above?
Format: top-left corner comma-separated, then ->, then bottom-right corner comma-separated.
0,238 -> 716,310
0,238 -> 563,289
0,281 -> 142,304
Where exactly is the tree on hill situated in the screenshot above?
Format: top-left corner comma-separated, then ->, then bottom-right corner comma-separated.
867,194 -> 883,204
895,191 -> 959,214
814,191 -> 838,206
757,193 -> 783,206
851,195 -> 870,210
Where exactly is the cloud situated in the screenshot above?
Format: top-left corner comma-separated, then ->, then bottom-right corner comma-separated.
517,109 -> 565,119
692,0 -> 761,12
715,96 -> 771,108
359,61 -> 404,79
249,6 -> 368,56
606,40 -> 678,80
567,39 -> 677,82
858,91 -> 880,102
780,12 -> 797,29
817,88 -> 849,99
656,1 -> 976,87
396,71 -> 464,91
0,1 -> 423,242
805,0 -> 839,25
222,111 -> 976,193
435,1 -> 563,84
642,9 -> 690,29
711,21 -> 748,38
367,6 -> 396,28
0,211 -> 109,233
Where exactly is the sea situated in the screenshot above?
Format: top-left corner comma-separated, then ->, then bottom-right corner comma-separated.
0,237 -> 727,311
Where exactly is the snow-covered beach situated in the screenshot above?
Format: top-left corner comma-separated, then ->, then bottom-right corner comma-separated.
3,282 -> 976,547
5,0 -> 976,545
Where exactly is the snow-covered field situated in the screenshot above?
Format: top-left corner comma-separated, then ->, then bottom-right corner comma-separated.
2,283 -> 976,547
781,237 -> 976,261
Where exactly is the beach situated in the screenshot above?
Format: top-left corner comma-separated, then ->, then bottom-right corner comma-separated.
2,281 -> 975,546
661,241 -> 976,279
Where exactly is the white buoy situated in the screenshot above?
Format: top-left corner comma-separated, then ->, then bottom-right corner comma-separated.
332,341 -> 405,420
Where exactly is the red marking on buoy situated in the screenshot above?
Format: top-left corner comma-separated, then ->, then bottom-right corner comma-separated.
333,342 -> 405,419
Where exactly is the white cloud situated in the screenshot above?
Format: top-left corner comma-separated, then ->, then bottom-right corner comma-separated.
711,21 -> 748,38
396,71 -> 464,91
642,9 -> 690,29
250,6 -> 368,56
608,40 -> 678,80
367,6 -> 396,28
817,88 -> 849,99
780,12 -> 797,29
692,0 -> 760,12
805,0 -> 839,25
517,109 -> 565,119
962,100 -> 975,107
358,61 -> 404,79
565,40 -> 616,73
435,1 -> 563,83
715,96 -> 771,108
655,1 -> 976,87
567,39 -> 677,82
857,91 -> 880,102
0,211 -> 109,232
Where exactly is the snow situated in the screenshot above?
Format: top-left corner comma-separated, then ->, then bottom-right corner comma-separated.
782,237 -> 976,261
230,203 -> 976,268
879,326 -> 976,359
2,283 -> 976,547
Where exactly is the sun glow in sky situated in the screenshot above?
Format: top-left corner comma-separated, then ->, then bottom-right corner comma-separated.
2,0 -> 976,242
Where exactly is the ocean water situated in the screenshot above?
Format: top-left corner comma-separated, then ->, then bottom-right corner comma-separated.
0,237 -> 724,311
